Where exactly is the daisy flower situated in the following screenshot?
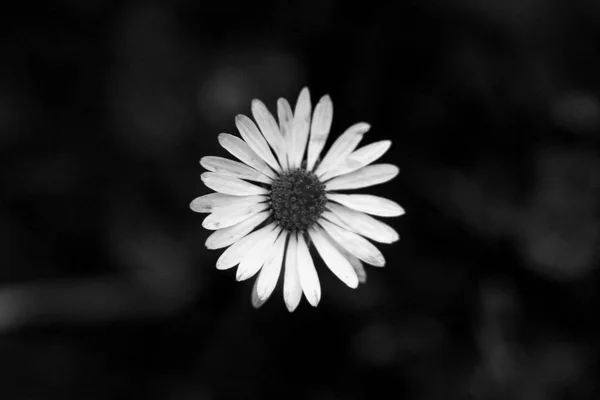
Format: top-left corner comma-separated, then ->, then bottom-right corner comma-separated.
190,87 -> 404,311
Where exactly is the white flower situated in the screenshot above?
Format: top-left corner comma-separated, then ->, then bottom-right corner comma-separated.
190,87 -> 404,311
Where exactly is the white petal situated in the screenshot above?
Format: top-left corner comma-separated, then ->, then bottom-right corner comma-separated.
324,204 -> 399,244
205,211 -> 269,249
319,219 -> 385,267
277,97 -> 293,169
216,222 -> 277,270
296,233 -> 321,307
235,114 -> 281,172
277,98 -> 294,137
306,95 -> 333,171
330,239 -> 366,283
200,156 -> 272,184
218,133 -> 277,180
309,226 -> 359,289
190,193 -> 266,213
321,140 -> 391,181
350,256 -> 367,283
236,226 -> 282,281
201,172 -> 269,196
325,164 -> 399,191
283,233 -> 302,312
326,230 -> 367,283
327,193 -> 405,217
256,231 -> 288,300
202,201 -> 270,230
290,87 -> 311,168
251,278 -> 267,308
315,122 -> 370,177
251,99 -> 287,169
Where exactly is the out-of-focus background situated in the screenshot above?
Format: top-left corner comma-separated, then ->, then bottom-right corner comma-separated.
1,1 -> 599,399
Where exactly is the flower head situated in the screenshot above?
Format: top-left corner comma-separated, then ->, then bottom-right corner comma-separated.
190,87 -> 404,311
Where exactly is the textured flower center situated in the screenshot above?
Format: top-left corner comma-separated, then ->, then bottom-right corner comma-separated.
270,168 -> 327,231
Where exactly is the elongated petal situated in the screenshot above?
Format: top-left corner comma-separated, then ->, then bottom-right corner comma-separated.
283,233 -> 302,312
290,87 -> 311,168
216,222 -> 277,270
190,193 -> 266,213
252,99 -> 287,169
201,172 -> 269,196
200,156 -> 272,184
309,226 -> 359,289
277,98 -> 294,137
319,219 -> 385,266
327,193 -> 405,217
277,97 -> 293,169
325,164 -> 399,191
256,231 -> 288,300
321,140 -> 391,181
251,278 -> 267,308
296,233 -> 321,307
236,226 -> 282,281
218,133 -> 277,179
330,239 -> 367,283
202,202 -> 269,230
306,95 -> 333,171
324,204 -> 399,244
205,211 -> 269,249
315,122 -> 370,177
235,114 -> 281,172
349,255 -> 367,283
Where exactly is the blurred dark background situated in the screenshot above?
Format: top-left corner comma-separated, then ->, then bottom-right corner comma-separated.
1,0 -> 599,399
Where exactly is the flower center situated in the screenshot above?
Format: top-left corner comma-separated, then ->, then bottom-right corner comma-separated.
270,168 -> 327,232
